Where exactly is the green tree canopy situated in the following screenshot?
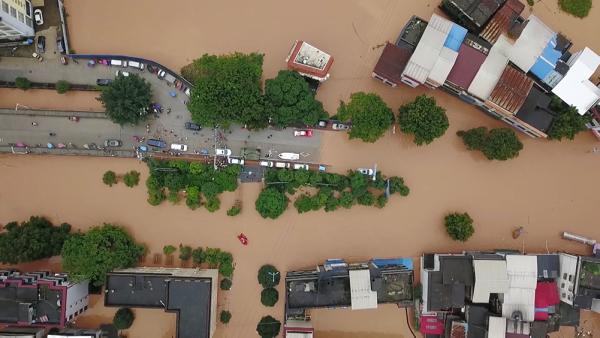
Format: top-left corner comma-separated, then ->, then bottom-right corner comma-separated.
255,188 -> 288,219
163,245 -> 176,256
264,70 -> 327,127
338,92 -> 394,142
220,278 -> 232,290
184,53 -> 267,128
15,77 -> 31,90
261,287 -> 279,307
61,224 -> 144,285
444,212 -> 474,242
103,170 -> 117,186
192,247 -> 203,265
123,171 -> 140,187
398,95 -> 449,145
0,216 -> 71,264
548,97 -> 591,140
56,80 -> 71,94
256,315 -> 281,338
113,307 -> 135,330
458,127 -> 523,160
178,244 -> 192,261
99,74 -> 152,125
558,0 -> 592,17
258,264 -> 280,288
220,310 -> 232,324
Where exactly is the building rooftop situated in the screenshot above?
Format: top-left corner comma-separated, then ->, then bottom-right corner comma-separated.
397,15 -> 428,47
537,254 -> 560,280
446,39 -> 488,90
509,15 -> 555,73
286,40 -> 334,81
441,0 -> 505,32
514,86 -> 556,133
472,259 -> 509,303
487,64 -> 533,114
104,267 -> 218,338
468,34 -> 512,99
479,0 -> 524,44
502,255 -> 537,322
372,43 -> 414,85
552,47 -> 600,115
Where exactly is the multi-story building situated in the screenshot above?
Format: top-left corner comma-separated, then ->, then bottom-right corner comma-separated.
0,270 -> 89,329
286,40 -> 334,82
0,0 -> 34,40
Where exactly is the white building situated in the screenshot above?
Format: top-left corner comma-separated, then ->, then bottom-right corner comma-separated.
502,255 -> 538,322
552,47 -> 600,115
0,0 -> 34,39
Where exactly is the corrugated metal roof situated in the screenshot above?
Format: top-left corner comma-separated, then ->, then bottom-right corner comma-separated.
468,35 -> 512,99
402,13 -> 453,84
509,15 -> 554,72
552,47 -> 600,115
472,260 -> 509,303
372,43 -> 413,85
444,24 -> 468,52
446,43 -> 488,89
427,47 -> 459,87
530,35 -> 562,82
480,0 -> 525,44
488,316 -> 507,338
502,255 -> 537,322
487,64 -> 533,113
349,270 -> 378,310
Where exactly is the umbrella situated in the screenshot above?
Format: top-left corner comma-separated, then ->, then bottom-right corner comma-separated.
169,91 -> 177,97
15,142 -> 27,147
47,143 -> 54,149
57,143 -> 66,148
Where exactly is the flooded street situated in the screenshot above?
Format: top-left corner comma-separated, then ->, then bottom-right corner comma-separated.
1,0 -> 600,337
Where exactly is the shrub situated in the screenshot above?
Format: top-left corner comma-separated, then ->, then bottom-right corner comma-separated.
167,190 -> 180,204
102,170 -> 117,186
445,212 -> 475,242
220,310 -> 232,324
457,127 -> 523,160
558,0 -> 592,18
256,315 -> 281,338
205,196 -> 220,212
258,264 -> 280,288
123,171 -> 140,187
227,205 -> 241,216
163,245 -> 176,256
398,95 -> 449,145
220,278 -> 232,290
261,287 -> 279,307
147,188 -> 165,206
178,244 -> 192,261
56,80 -> 71,94
527,0 -> 534,5
192,247 -> 203,265
113,307 -> 134,330
15,77 -> 31,90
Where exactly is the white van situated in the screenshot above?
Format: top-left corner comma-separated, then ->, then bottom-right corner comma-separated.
110,59 -> 128,67
170,143 -> 188,151
228,157 -> 245,165
259,161 -> 273,167
275,162 -> 290,169
128,61 -> 145,70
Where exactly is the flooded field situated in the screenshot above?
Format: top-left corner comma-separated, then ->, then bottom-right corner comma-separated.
1,0 -> 600,337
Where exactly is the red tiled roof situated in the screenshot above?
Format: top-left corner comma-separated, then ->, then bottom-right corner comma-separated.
488,64 -> 533,114
446,43 -> 488,90
480,0 -> 525,43
286,40 -> 334,79
372,43 -> 413,85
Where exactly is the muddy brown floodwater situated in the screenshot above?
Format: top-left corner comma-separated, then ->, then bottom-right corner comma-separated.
1,0 -> 600,337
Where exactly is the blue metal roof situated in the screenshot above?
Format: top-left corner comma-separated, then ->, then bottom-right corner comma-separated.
371,258 -> 414,270
443,24 -> 468,52
530,35 -> 563,82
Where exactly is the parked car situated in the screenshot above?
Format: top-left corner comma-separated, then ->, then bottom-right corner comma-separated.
184,122 -> 201,131
275,162 -> 290,168
294,129 -> 313,137
147,64 -> 159,74
157,69 -> 166,79
96,79 -> 112,86
128,61 -> 145,70
33,9 -> 43,25
293,163 -> 310,170
147,139 -> 167,148
110,59 -> 128,67
170,143 -> 188,152
317,120 -> 328,128
215,148 -> 232,156
32,52 -> 43,62
357,168 -> 374,176
184,87 -> 191,97
116,70 -> 130,77
259,161 -> 273,167
56,38 -> 65,54
36,36 -> 45,53
104,139 -> 122,147
228,157 -> 245,165
332,123 -> 350,130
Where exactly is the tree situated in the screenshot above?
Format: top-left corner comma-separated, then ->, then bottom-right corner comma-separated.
258,264 -> 280,288
227,204 -> 241,216
458,127 -> 523,160
255,188 -> 288,219
398,95 -> 449,145
103,170 -> 117,186
445,212 -> 474,242
0,216 -> 71,264
548,97 -> 591,140
56,80 -> 71,94
481,128 -> 523,161
179,244 -> 192,261
192,247 -> 204,265
185,186 -> 201,210
113,307 -> 134,330
163,245 -> 176,256
123,171 -> 140,187
204,247 -> 222,267
205,196 -> 221,212
147,188 -> 165,206
99,74 -> 152,125
167,190 -> 181,204
220,278 -> 232,290
337,92 -> 394,142
559,0 -> 592,17
61,224 -> 144,285
261,287 -> 279,307
256,315 -> 281,338
184,53 -> 267,128
220,310 -> 232,324
264,70 -> 327,127
15,77 -> 31,90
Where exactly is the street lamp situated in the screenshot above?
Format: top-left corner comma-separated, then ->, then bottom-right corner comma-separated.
268,271 -> 279,283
